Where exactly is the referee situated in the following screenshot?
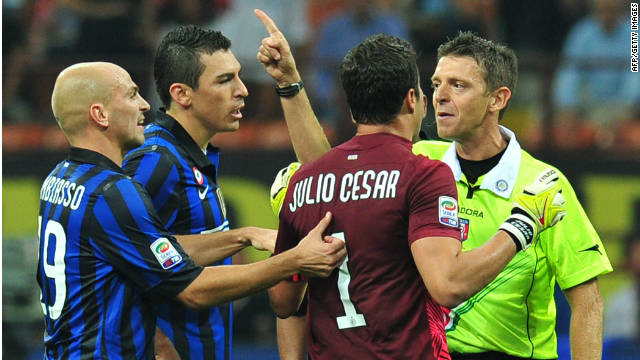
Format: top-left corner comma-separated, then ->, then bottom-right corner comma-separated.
38,62 -> 346,359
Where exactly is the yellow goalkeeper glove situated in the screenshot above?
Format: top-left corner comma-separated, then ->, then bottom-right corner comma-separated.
499,168 -> 567,251
270,162 -> 301,216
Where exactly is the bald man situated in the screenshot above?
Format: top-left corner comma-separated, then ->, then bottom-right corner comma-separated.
37,62 -> 346,359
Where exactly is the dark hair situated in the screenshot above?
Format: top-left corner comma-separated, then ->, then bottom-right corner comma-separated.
154,25 -> 231,108
339,34 -> 419,125
437,31 -> 518,120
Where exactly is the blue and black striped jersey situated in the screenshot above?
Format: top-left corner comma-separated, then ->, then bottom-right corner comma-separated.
37,147 -> 203,360
123,111 -> 232,360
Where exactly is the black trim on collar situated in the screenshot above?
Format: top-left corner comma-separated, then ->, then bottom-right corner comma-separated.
68,147 -> 123,173
155,109 -> 219,170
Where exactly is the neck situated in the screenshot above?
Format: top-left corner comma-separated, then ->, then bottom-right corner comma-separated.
455,125 -> 507,161
166,107 -> 213,149
355,115 -> 414,141
71,133 -> 124,167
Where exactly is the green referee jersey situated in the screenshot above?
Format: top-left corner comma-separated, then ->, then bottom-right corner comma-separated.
412,126 -> 613,359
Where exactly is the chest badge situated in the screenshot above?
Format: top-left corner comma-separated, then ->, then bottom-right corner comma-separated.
193,167 -> 208,200
496,179 -> 509,193
459,218 -> 470,241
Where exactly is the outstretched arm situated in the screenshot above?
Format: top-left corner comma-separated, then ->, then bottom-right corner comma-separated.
175,226 -> 276,266
176,212 -> 346,308
254,8 -> 330,163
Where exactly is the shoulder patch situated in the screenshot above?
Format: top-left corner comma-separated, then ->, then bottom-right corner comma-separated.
438,196 -> 459,227
150,238 -> 183,270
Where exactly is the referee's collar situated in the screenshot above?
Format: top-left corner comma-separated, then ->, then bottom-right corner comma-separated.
68,147 -> 123,173
441,126 -> 521,199
154,109 -> 220,170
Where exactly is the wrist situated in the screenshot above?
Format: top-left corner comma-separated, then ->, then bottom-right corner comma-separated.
232,227 -> 252,248
276,72 -> 302,88
499,214 -> 536,251
275,80 -> 304,98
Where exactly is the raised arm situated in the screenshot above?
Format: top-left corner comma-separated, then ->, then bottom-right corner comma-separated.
254,9 -> 330,163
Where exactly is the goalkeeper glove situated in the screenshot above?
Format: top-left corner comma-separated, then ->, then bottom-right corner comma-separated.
270,162 -> 301,216
499,168 -> 567,251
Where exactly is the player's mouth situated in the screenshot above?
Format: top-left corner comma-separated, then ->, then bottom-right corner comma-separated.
436,111 -> 455,121
231,104 -> 245,120
137,117 -> 145,127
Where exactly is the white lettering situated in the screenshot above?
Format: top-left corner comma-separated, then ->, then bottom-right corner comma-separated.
385,170 -> 400,199
340,173 -> 353,203
372,171 -> 389,199
305,176 -> 316,205
40,176 -> 85,210
285,169 -> 401,212
321,173 -> 336,203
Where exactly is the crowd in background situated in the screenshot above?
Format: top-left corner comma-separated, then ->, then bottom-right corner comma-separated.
3,0 -> 639,154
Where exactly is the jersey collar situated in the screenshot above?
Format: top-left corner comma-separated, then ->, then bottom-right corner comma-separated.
68,147 -> 124,173
155,110 -> 220,171
440,126 -> 521,199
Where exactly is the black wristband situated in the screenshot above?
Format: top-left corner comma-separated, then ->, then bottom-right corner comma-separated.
275,80 -> 304,98
503,227 -> 523,251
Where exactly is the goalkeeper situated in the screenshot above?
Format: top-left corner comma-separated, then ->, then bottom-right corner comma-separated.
257,15 -> 612,360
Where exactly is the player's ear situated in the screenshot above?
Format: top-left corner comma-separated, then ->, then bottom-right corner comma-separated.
169,83 -> 192,108
89,103 -> 109,128
405,88 -> 418,113
488,86 -> 511,114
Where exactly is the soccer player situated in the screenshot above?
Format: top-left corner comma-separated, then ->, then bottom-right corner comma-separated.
263,32 -> 567,359
38,62 -> 347,359
262,26 -> 613,359
122,25 -> 279,360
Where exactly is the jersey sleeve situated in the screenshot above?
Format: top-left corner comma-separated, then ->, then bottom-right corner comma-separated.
123,148 -> 182,226
92,177 -> 202,298
407,157 -> 461,244
539,170 -> 613,290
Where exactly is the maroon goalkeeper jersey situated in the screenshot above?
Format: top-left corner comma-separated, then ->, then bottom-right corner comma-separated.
275,132 -> 460,360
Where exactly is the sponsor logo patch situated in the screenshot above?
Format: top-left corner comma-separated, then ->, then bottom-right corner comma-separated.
150,238 -> 183,270
439,196 -> 459,227
459,218 -> 470,241
193,167 -> 204,186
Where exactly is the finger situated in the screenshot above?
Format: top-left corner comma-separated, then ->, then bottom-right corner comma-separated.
254,9 -> 281,35
262,38 -> 283,60
257,52 -> 271,64
309,211 -> 332,236
260,43 -> 281,61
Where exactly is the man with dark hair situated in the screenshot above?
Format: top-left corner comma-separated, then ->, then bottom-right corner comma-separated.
258,12 -> 568,358
265,28 -> 612,359
38,61 -> 346,359
123,25 -> 283,360
417,31 -> 612,360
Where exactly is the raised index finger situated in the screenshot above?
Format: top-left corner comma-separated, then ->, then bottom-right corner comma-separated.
254,9 -> 280,34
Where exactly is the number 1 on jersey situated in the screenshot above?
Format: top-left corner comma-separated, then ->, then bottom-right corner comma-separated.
332,232 -> 366,329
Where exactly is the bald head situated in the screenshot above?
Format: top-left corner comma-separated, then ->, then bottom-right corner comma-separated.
51,62 -> 128,138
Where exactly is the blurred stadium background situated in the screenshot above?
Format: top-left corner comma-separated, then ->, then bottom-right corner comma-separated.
3,0 -> 639,358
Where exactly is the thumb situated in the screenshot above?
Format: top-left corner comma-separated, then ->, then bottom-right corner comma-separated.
309,211 -> 332,237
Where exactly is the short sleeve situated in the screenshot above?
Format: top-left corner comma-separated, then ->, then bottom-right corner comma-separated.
539,171 -> 613,290
407,157 -> 461,244
93,178 -> 202,298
